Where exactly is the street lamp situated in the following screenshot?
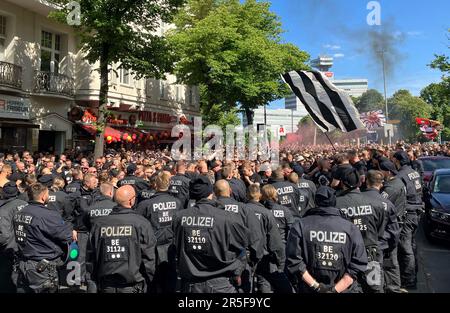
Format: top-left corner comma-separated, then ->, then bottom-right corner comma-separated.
379,49 -> 393,145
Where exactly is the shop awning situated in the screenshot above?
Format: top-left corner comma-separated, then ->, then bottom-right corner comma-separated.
81,124 -> 124,139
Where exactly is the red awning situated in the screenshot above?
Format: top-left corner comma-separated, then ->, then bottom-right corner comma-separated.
81,124 -> 124,139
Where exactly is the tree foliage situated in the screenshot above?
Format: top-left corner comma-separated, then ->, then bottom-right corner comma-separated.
422,29 -> 450,140
48,0 -> 184,157
168,0 -> 310,125
389,90 -> 432,142
353,89 -> 385,113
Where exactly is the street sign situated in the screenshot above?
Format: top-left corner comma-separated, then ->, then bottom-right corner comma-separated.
278,126 -> 286,136
386,120 -> 401,124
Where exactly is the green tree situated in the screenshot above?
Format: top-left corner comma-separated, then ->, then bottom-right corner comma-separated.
420,82 -> 450,140
424,29 -> 450,140
168,0 -> 309,125
354,89 -> 385,113
49,0 -> 184,157
389,90 -> 432,142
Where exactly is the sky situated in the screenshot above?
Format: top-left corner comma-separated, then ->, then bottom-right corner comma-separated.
267,0 -> 449,109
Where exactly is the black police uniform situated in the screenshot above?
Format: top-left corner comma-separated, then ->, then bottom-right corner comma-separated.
65,186 -> 102,285
13,201 -> 72,293
65,179 -> 82,194
216,196 -> 264,264
172,198 -> 248,293
381,177 -> 407,219
169,173 -> 191,209
297,178 -> 317,216
47,188 -> 71,217
246,200 -> 290,293
117,175 -> 150,194
364,187 -> 402,293
136,191 -> 182,293
216,196 -> 264,293
396,164 -> 423,288
286,206 -> 368,293
227,177 -> 248,203
87,206 -> 157,293
336,189 -> 386,293
83,195 -> 116,231
0,197 -> 27,292
269,178 -> 301,218
137,188 -> 156,205
262,199 -> 294,244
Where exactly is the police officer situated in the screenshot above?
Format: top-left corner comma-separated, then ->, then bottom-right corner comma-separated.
288,172 -> 316,217
169,160 -> 191,209
65,168 -> 83,194
137,175 -> 157,205
172,176 -> 248,293
379,160 -> 407,293
335,167 -> 386,293
269,168 -> 300,218
87,185 -> 157,293
222,165 -> 248,203
286,186 -> 368,293
0,182 -> 28,292
65,173 -> 100,287
215,180 -> 264,292
117,164 -> 150,194
46,176 -> 71,217
392,151 -> 423,289
83,182 -> 116,231
261,184 -> 294,245
137,171 -> 181,293
245,184 -> 290,293
13,183 -> 72,293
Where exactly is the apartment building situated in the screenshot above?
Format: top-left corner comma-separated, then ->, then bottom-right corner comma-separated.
0,0 -> 200,154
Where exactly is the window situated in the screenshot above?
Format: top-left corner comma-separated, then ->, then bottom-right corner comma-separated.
119,68 -> 131,85
0,15 -> 6,47
160,80 -> 166,99
40,30 -> 61,73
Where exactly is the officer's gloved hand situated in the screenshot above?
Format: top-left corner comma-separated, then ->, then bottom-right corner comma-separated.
313,283 -> 334,293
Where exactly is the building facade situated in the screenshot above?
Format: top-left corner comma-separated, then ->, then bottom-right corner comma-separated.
242,107 -> 308,135
0,0 -> 200,154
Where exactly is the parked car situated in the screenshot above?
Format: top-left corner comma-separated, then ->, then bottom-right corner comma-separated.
423,169 -> 450,241
419,156 -> 450,182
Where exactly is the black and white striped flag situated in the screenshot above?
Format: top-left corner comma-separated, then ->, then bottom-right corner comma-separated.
281,70 -> 365,132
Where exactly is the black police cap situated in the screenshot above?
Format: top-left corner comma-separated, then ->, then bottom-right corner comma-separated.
339,167 -> 360,189
315,185 -> 336,207
379,160 -> 398,175
189,175 -> 213,201
393,151 -> 410,166
2,181 -> 18,199
38,174 -> 53,187
127,163 -> 137,175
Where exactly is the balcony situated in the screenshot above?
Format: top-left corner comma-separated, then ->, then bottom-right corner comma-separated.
0,61 -> 22,90
34,70 -> 75,98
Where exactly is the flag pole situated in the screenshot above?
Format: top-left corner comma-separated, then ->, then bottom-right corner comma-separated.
324,132 -> 337,152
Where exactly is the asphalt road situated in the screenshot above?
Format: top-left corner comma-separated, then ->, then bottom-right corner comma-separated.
412,218 -> 450,293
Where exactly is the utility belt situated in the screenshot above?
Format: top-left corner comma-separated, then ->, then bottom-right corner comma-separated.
19,258 -> 62,273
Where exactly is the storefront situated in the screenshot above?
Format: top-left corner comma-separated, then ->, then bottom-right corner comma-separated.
0,94 -> 38,152
70,103 -> 199,151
